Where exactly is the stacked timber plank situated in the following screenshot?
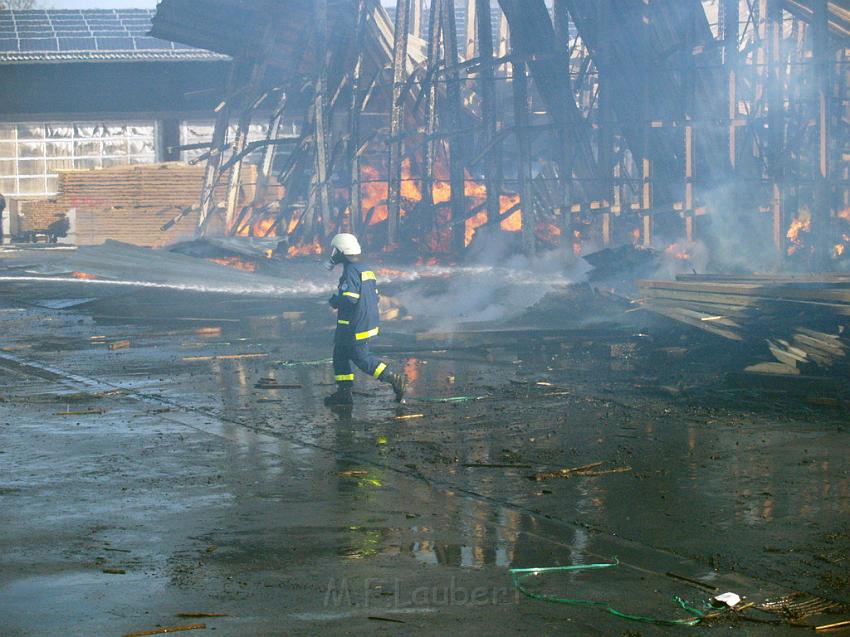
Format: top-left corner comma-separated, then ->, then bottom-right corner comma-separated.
18,162 -> 257,247
55,162 -> 256,209
637,274 -> 850,376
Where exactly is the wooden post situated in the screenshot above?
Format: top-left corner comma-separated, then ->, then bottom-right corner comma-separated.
497,10 -> 509,78
813,0 -> 832,269
723,0 -> 739,171
597,0 -> 614,227
225,25 -> 276,234
442,0 -> 467,253
642,157 -> 652,247
767,0 -> 784,257
198,62 -> 239,232
348,0 -> 367,235
314,0 -> 332,237
465,0 -> 477,60
683,2 -> 696,243
476,0 -> 500,228
553,0 -> 573,225
256,92 -> 287,204
411,0 -> 424,38
387,0 -> 411,248
422,0 -> 443,234
512,60 -> 535,255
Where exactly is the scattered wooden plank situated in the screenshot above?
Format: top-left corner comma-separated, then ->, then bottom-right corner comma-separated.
122,624 -> 206,637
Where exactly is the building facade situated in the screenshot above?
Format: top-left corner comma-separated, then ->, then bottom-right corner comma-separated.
0,9 -> 235,199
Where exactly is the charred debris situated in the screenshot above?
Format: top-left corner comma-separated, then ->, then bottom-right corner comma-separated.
4,0 -> 850,396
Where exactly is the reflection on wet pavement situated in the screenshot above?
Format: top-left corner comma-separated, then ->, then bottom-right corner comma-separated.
0,288 -> 847,636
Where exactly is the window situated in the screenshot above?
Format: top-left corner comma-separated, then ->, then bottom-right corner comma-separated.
179,121 -> 273,163
0,121 -> 156,197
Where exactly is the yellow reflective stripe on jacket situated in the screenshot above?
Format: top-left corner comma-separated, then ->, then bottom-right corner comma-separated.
342,291 -> 360,299
355,327 -> 380,341
373,362 -> 387,378
335,374 -> 354,382
361,271 -> 377,282
337,319 -> 350,325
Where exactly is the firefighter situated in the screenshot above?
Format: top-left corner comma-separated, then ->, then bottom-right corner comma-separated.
324,233 -> 406,406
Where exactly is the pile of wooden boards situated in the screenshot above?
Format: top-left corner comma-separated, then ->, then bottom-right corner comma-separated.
637,273 -> 850,376
17,162 -> 257,247
55,162 -> 256,209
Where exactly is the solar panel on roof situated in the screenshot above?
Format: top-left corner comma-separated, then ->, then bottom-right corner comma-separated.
133,37 -> 170,50
0,8 -> 223,62
57,37 -> 97,51
19,38 -> 58,51
95,37 -> 135,50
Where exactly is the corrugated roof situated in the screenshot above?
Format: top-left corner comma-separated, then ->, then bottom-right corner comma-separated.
0,9 -> 228,64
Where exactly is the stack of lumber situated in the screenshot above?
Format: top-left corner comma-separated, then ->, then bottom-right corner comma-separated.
637,274 -> 850,375
16,162 -> 258,247
55,162 -> 256,209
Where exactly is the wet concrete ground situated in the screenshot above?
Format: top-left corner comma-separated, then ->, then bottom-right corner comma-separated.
0,277 -> 848,636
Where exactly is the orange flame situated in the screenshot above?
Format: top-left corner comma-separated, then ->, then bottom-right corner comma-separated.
664,243 -> 692,261
287,241 -> 323,257
786,211 -> 812,256
236,213 -> 278,238
207,257 -> 258,272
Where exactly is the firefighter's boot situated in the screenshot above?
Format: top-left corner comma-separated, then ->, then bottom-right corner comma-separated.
324,384 -> 353,406
379,370 -> 407,402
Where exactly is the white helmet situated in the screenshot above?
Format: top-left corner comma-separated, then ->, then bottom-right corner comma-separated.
330,233 -> 361,256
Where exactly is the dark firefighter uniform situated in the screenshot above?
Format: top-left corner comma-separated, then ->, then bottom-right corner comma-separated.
330,261 -> 388,385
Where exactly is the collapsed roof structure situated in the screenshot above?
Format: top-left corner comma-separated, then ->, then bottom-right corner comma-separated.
150,0 -> 850,267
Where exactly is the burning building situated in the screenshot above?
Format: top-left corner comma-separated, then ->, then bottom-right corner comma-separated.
137,0 -> 850,270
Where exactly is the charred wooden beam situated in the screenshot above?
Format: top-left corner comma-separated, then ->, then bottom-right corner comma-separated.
255,91 -> 288,204
225,26 -> 277,233
348,0 -> 368,235
388,0 -> 411,247
442,0 -> 467,252
722,0 -> 739,171
314,0 -> 332,237
464,0 -> 477,60
597,0 -> 614,243
411,0 -> 425,39
421,0 -> 443,231
511,59 -> 536,255
475,0 -> 500,228
767,0 -> 784,257
683,1 -> 697,242
813,0 -> 833,270
199,62 -> 239,231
